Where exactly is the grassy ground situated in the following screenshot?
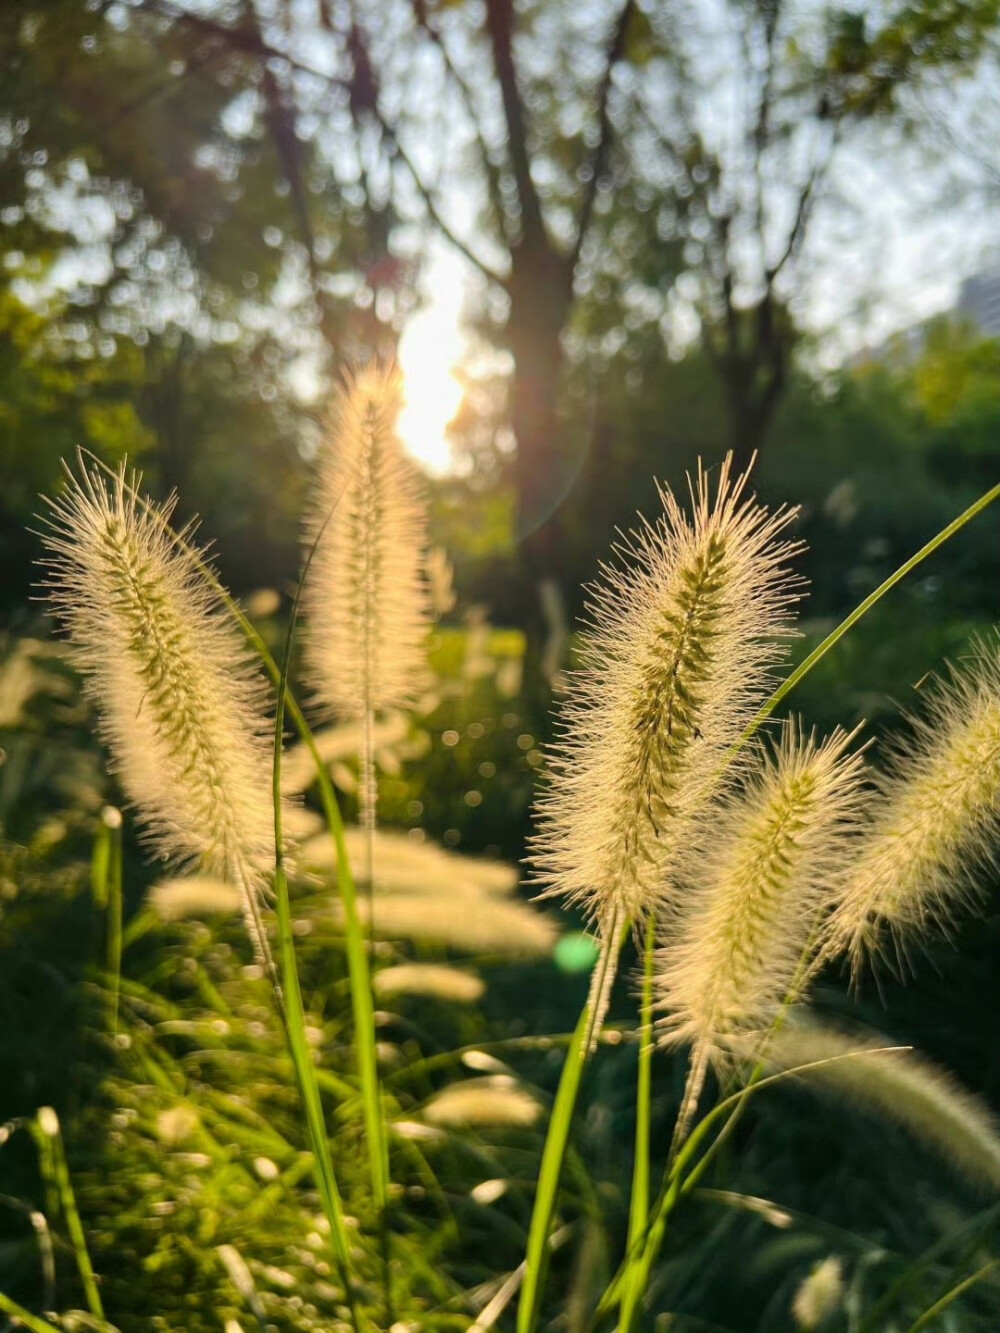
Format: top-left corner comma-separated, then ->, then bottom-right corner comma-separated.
1,616 -> 998,1331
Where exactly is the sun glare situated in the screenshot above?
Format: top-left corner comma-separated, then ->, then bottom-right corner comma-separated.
397,252 -> 468,475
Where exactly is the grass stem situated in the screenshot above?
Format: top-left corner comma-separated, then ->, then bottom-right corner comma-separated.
517,920 -> 630,1333
31,1108 -> 104,1320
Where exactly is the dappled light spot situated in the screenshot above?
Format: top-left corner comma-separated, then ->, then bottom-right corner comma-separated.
373,963 -> 485,1004
554,931 -> 601,974
421,1076 -> 541,1130
148,876 -> 242,922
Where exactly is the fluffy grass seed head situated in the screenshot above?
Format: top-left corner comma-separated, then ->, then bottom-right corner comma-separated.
301,362 -> 431,719
39,461 -> 278,964
826,635 -> 1000,978
792,1257 -> 844,1331
656,725 -> 866,1061
530,456 -> 802,930
420,1076 -> 542,1130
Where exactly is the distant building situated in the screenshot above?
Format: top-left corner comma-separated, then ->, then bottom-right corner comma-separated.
848,266 -> 1000,369
957,269 -> 1000,339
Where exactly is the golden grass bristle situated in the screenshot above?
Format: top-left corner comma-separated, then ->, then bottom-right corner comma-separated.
373,964 -> 485,1004
39,461 -> 278,967
148,877 -> 244,922
656,725 -> 866,1062
826,635 -> 1000,978
347,891 -> 557,957
792,1257 -> 844,1331
301,825 -> 519,897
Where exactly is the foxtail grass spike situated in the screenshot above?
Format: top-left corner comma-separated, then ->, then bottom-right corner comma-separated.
302,362 -> 430,914
301,361 -> 430,722
826,634 -> 1000,978
530,456 -> 802,943
657,725 -> 866,1063
39,459 -> 278,969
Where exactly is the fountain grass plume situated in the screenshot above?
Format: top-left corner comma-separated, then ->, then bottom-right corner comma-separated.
760,1020 -> 1000,1192
656,724 -> 866,1063
301,361 -> 430,722
826,633 -> 1000,979
38,458 -> 278,968
301,362 -> 431,900
529,457 -> 802,942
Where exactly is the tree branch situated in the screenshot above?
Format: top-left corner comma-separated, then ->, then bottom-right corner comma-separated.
569,0 -> 636,273
134,0 -> 507,288
407,0 -> 508,240
766,122 -> 839,285
380,127 -> 508,288
749,0 -> 782,281
131,0 -> 352,91
483,0 -> 546,244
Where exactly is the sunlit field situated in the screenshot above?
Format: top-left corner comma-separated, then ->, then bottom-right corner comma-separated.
2,3 -> 1000,1333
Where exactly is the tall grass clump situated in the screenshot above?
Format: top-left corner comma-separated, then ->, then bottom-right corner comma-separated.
38,460 -> 278,972
20,423 -> 1000,1333
519,464 -> 1000,1333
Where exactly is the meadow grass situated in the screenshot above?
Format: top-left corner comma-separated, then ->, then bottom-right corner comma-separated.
4,413 -> 1000,1332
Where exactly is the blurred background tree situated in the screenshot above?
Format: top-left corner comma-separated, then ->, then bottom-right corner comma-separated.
2,0 -> 998,634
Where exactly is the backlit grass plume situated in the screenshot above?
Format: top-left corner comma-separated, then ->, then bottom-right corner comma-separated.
826,634 -> 1000,977
301,362 -> 430,721
656,725 -> 866,1065
529,458 -> 801,1030
38,461 -> 277,968
301,363 -> 430,888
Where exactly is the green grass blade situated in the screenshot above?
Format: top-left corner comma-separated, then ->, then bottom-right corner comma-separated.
619,919 -> 656,1332
271,567 -> 361,1330
517,916 -> 628,1333
628,925 -> 655,1240
736,479 -> 1000,747
31,1107 -> 104,1320
0,1293 -> 64,1333
273,862 -> 360,1325
89,809 -> 122,1032
89,818 -> 110,909
103,810 -> 123,1035
516,1001 -> 592,1333
313,762 -> 389,1212
906,1260 -> 999,1333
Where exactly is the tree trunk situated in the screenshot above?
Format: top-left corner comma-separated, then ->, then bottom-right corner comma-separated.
504,236 -> 576,690
720,295 -> 790,477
